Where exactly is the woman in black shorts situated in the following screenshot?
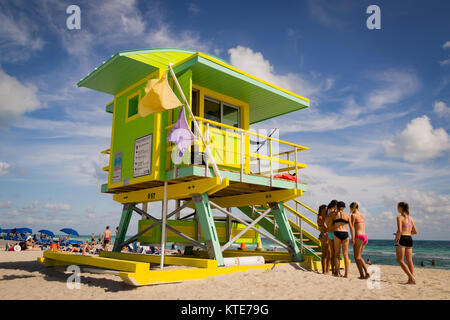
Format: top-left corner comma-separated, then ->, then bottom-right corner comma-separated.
332,201 -> 354,278
395,202 -> 418,284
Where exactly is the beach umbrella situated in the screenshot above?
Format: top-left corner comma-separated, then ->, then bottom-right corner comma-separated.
38,229 -> 55,237
60,228 -> 79,237
16,228 -> 32,234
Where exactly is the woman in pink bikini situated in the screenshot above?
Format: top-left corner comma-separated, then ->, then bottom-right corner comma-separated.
395,202 -> 417,285
350,202 -> 370,279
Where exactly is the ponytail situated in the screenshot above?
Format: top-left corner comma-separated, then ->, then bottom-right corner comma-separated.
398,202 -> 409,215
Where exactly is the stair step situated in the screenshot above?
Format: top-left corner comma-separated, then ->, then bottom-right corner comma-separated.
295,238 -> 310,242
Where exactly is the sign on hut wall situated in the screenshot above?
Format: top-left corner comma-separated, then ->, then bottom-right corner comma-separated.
133,134 -> 152,178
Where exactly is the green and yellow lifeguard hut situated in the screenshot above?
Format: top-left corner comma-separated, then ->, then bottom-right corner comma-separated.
38,48 -> 331,286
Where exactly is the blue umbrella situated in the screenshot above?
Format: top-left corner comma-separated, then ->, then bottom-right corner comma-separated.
60,228 -> 79,237
16,228 -> 32,234
38,229 -> 55,237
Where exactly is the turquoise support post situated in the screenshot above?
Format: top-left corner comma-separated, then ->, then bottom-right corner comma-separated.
193,193 -> 225,267
269,202 -> 303,262
113,204 -> 134,252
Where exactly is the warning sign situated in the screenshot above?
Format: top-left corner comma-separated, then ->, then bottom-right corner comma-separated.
133,134 -> 152,178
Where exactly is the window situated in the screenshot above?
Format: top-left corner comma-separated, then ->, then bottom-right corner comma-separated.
127,93 -> 140,120
204,96 -> 240,128
204,98 -> 221,123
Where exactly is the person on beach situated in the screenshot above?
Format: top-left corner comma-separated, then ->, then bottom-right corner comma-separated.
395,202 -> 417,285
317,204 -> 330,274
98,233 -> 102,244
102,226 -> 111,251
91,233 -> 95,242
332,201 -> 354,277
350,202 -> 370,279
325,200 -> 338,276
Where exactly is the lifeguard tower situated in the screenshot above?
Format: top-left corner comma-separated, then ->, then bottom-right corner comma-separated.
38,48 -> 333,286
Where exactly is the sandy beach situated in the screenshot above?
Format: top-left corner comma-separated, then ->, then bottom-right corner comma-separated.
0,250 -> 449,300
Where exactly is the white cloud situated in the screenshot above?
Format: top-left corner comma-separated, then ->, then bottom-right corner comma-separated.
383,115 -> 450,162
188,3 -> 200,15
305,0 -> 353,29
440,59 -> 450,66
229,48 -> 418,133
0,68 -> 41,127
228,46 -> 333,98
440,41 -> 450,66
434,101 -> 450,118
13,116 -> 110,138
0,161 -> 10,175
0,10 -> 44,62
365,70 -> 420,112
145,25 -> 212,53
380,188 -> 450,237
44,203 -> 72,211
0,200 -> 12,208
52,0 -> 146,58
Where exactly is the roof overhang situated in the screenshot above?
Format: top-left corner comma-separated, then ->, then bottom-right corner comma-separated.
78,48 -> 309,124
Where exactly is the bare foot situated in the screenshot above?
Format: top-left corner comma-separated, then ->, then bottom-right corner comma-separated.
407,278 -> 416,285
365,273 -> 371,279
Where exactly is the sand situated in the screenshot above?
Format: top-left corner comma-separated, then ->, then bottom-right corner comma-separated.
0,250 -> 449,300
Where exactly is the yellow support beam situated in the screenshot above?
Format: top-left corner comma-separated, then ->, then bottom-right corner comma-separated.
209,188 -> 302,208
113,177 -> 228,204
119,262 -> 282,286
37,257 -> 72,267
100,251 -> 218,269
42,251 -> 150,273
193,249 -> 293,262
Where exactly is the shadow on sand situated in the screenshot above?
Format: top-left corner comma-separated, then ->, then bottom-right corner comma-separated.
0,260 -> 137,293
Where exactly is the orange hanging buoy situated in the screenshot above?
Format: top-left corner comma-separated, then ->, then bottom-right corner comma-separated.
239,242 -> 247,250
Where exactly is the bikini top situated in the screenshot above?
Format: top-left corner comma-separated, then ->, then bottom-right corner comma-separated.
402,216 -> 413,229
354,214 -> 365,225
333,213 -> 349,224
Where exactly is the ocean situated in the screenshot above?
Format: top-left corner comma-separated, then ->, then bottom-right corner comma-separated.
76,235 -> 450,270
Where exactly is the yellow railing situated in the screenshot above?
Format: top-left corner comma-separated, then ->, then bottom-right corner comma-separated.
165,116 -> 308,184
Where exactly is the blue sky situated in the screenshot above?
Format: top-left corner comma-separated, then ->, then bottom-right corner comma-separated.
0,0 -> 449,240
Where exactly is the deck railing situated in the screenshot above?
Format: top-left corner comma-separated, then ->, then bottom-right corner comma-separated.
165,116 -> 308,186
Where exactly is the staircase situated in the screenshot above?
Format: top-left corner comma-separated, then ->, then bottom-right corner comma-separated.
238,199 -> 325,270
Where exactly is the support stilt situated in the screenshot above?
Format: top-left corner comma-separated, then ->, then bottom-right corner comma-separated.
192,193 -> 225,267
113,204 -> 133,252
269,202 -> 303,262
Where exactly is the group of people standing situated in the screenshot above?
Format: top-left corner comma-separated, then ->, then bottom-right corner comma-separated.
317,200 -> 417,284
